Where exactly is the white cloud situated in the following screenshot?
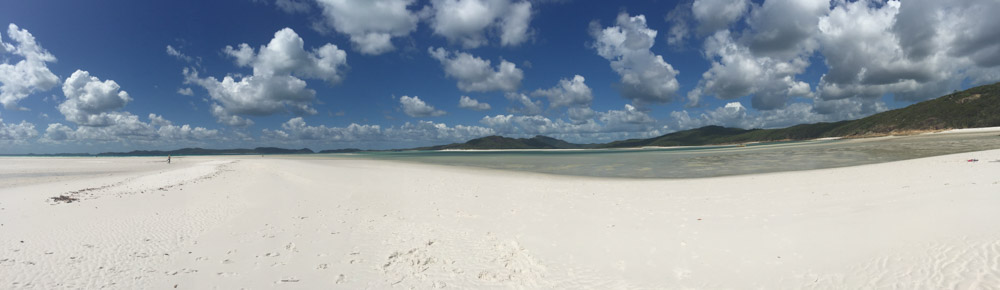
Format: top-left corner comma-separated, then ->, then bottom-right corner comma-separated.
177,87 -> 194,96
43,114 -> 155,142
681,0 -> 1000,122
688,30 -> 812,110
743,0 -> 827,59
58,70 -> 133,126
428,47 -> 523,92
262,117 -> 493,143
166,45 -> 193,62
399,95 -> 446,117
664,2 -> 693,48
597,104 -> 656,132
313,0 -> 420,55
692,0 -> 748,35
426,0 -> 533,48
0,118 -> 38,144
591,13 -> 680,106
263,117 -> 382,141
481,104 -> 659,136
940,0 -> 1000,68
531,75 -> 593,108
148,113 -> 172,127
41,70 -> 221,146
157,124 -> 222,141
458,95 -> 491,111
500,1 -> 532,46
814,0 -> 1000,104
0,23 -> 60,110
187,69 -> 316,116
669,101 -> 749,130
386,120 -> 494,141
225,28 -> 348,84
681,0 -> 998,121
667,100 -> 887,132
504,92 -> 542,115
480,114 -> 588,135
188,28 -> 347,126
479,111 -> 665,143
210,103 -> 255,127
276,0 -> 312,13
43,113 -> 219,144
567,107 -> 595,124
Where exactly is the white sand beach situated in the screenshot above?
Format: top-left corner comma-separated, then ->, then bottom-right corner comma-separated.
2,150 -> 999,289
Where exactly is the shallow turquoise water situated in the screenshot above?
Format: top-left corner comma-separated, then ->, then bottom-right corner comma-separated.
319,131 -> 1000,179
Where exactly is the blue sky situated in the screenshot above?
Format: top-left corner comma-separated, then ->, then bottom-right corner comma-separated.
1,0 -> 998,153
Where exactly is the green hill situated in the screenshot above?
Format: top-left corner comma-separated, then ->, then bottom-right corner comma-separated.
413,135 -> 599,150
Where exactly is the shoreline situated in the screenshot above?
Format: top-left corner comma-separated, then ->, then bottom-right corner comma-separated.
2,150 -> 999,288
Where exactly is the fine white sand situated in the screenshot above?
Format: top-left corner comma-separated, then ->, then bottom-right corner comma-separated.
1,150 -> 999,289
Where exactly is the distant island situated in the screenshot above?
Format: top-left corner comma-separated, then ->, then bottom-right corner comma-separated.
7,82 -> 997,156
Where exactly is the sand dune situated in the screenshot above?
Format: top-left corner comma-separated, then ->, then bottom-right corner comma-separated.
1,150 -> 999,289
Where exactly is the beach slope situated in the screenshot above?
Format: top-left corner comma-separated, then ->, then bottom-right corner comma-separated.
1,151 -> 999,288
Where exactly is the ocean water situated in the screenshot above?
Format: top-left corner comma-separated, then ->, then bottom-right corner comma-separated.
322,130 -> 1000,178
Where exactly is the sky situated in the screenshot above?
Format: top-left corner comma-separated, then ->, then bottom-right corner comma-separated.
1,0 -> 998,153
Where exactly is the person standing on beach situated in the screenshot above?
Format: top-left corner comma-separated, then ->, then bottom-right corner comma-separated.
167,154 -> 171,164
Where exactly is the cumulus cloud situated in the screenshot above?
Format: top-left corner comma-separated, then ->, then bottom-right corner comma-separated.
664,2 -> 693,48
58,70 -> 133,126
223,28 -> 348,84
262,117 -> 493,143
692,0 -> 748,35
479,110 -> 665,143
177,87 -> 194,96
428,47 -> 523,92
45,70 -> 220,145
210,103 -> 255,127
187,28 -> 347,126
426,0 -> 533,48
276,0 -> 312,13
157,123 -> 222,141
0,23 -> 60,110
399,95 -> 446,117
504,92 -> 542,115
480,114 -> 594,136
531,75 -> 593,108
681,0 -> 1000,122
667,99 -> 889,132
567,107 -> 595,124
743,0 -> 827,59
263,117 -> 382,141
187,69 -> 316,116
166,45 -> 193,62
43,113 -> 220,144
0,118 -> 38,144
597,104 -> 656,132
386,120 -> 494,141
313,0 -> 420,55
458,95 -> 490,111
480,104 -> 659,137
813,0 -> 1000,105
591,13 -> 680,106
43,114 -> 153,142
670,101 -> 749,130
149,113 -> 221,141
688,30 -> 813,110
